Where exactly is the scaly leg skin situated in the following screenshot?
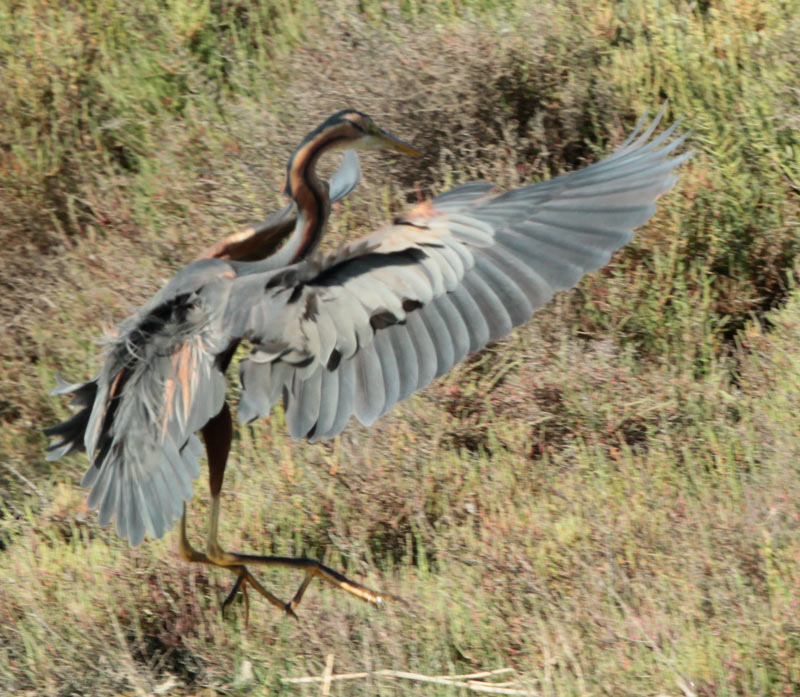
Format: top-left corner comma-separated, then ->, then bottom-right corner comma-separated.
178,504 -> 294,622
193,402 -> 401,619
203,496 -> 404,616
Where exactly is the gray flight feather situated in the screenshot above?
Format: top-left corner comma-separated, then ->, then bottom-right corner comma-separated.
234,111 -> 690,441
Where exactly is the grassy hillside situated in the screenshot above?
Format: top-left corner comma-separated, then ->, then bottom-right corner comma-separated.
1,0 -> 799,694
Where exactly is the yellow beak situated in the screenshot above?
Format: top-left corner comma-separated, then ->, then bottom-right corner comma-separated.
374,131 -> 423,157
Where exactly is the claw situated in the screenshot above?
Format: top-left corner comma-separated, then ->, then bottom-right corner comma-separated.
182,499 -> 402,622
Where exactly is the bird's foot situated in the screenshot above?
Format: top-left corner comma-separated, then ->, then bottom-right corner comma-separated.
221,565 -> 298,625
214,553 -> 404,621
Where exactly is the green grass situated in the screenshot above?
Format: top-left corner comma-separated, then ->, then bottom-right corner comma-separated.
1,0 -> 799,694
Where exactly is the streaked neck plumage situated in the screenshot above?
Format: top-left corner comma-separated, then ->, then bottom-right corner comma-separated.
255,120 -> 355,271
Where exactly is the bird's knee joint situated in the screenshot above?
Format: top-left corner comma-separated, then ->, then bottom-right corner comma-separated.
206,541 -> 234,566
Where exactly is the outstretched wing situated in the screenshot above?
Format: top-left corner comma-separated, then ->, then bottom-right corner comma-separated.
45,260 -> 234,545
229,109 -> 690,441
199,150 -> 362,261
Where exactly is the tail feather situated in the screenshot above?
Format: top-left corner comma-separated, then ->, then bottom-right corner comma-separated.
44,378 -> 98,461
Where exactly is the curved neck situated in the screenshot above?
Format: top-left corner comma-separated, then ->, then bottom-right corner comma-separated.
270,123 -> 357,268
229,123 -> 353,275
272,163 -> 331,267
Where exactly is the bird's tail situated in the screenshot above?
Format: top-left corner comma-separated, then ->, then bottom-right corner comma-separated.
43,376 -> 99,461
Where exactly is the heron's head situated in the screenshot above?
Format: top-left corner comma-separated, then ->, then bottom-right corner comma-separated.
285,110 -> 420,196
304,109 -> 421,156
326,110 -> 422,155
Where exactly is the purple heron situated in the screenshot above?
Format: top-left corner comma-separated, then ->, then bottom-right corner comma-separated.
46,107 -> 690,618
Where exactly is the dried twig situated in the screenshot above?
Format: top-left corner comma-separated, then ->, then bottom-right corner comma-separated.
2,461 -> 44,499
435,669 -> 514,680
320,654 -> 334,697
284,665 -> 537,695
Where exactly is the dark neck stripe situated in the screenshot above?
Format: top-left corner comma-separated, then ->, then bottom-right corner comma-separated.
289,130 -> 350,263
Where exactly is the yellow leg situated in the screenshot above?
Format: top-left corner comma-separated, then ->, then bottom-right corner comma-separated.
188,401 -> 400,619
204,496 -> 402,615
179,503 -> 293,621
178,504 -> 208,563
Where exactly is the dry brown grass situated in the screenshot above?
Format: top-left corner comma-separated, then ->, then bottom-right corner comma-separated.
2,0 -> 800,695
